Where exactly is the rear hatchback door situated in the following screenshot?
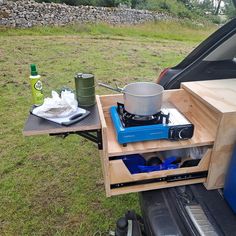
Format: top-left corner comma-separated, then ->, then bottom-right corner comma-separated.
160,18 -> 236,89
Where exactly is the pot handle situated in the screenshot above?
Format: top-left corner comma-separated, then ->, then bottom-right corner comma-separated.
98,83 -> 123,93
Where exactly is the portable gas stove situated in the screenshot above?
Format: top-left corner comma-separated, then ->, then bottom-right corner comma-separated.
110,103 -> 194,146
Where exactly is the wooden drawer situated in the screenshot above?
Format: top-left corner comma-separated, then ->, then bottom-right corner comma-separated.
109,148 -> 212,196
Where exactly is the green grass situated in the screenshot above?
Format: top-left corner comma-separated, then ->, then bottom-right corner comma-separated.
0,22 -> 216,235
0,20 -> 217,42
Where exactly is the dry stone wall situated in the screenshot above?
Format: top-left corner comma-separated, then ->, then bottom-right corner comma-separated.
0,0 -> 170,28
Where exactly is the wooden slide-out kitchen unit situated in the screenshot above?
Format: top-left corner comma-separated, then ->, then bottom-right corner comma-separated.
23,79 -> 236,197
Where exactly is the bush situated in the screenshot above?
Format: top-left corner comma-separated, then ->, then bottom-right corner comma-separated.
177,10 -> 191,18
208,15 -> 222,24
140,0 -> 193,19
224,0 -> 236,19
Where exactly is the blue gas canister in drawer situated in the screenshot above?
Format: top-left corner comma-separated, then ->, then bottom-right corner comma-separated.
224,144 -> 236,214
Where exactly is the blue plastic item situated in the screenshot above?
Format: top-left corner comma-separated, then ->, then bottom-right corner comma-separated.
122,154 -> 146,174
138,156 -> 179,173
224,144 -> 236,214
122,155 -> 179,174
138,165 -> 162,172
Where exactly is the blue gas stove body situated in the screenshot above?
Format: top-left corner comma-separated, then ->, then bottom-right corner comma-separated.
110,106 -> 194,145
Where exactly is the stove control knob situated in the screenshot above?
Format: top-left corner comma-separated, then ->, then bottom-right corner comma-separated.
179,128 -> 189,139
169,125 -> 194,140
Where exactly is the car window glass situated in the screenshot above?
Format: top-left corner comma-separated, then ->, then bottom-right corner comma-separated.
204,33 -> 236,61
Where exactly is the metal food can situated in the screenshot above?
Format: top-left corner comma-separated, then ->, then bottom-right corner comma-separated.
74,73 -> 96,107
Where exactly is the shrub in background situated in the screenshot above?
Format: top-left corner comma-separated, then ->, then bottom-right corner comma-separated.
136,0 -> 193,19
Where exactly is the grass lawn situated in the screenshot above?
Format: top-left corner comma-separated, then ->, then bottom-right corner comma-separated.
0,21 -> 217,235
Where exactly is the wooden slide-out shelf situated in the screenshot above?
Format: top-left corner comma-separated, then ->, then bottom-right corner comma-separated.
97,88 -> 220,197
109,148 -> 212,196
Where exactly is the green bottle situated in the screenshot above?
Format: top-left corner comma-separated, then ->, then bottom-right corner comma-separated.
30,64 -> 44,106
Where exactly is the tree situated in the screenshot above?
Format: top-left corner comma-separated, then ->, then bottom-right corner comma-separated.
223,0 -> 236,18
215,0 -> 223,15
232,0 -> 236,7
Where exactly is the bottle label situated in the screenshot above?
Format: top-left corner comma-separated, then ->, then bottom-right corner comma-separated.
34,80 -> 43,91
31,78 -> 44,106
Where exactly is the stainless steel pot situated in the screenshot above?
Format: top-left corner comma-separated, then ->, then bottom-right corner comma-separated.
98,82 -> 164,116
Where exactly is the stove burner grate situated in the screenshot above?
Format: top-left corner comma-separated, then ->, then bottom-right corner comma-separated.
117,103 -> 170,127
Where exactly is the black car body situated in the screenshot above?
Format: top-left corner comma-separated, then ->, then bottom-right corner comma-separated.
139,184 -> 236,236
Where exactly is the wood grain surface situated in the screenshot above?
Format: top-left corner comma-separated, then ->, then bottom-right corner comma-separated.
182,79 -> 236,113
205,113 -> 236,189
110,178 -> 207,196
109,148 -> 211,184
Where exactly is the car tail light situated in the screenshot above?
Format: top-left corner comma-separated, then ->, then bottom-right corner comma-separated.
157,68 -> 170,83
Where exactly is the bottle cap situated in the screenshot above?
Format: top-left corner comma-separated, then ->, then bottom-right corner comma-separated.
30,64 -> 38,76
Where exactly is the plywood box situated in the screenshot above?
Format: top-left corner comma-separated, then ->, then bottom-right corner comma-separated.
97,79 -> 236,197
181,79 -> 236,190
